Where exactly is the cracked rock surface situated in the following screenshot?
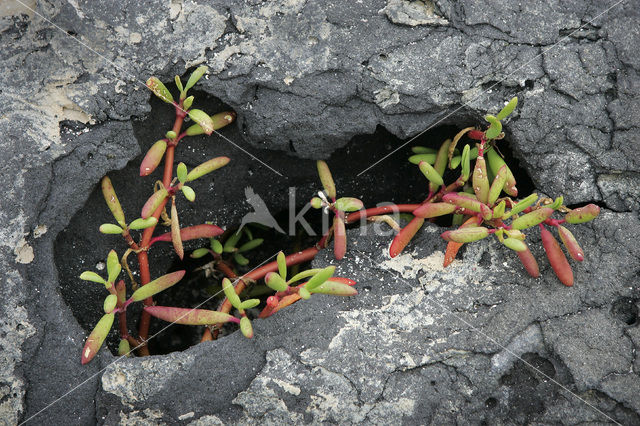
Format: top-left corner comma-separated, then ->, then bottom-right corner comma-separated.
1,0 -> 639,424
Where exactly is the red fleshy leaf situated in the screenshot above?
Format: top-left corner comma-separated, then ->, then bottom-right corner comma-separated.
472,156 -> 490,204
81,313 -> 115,365
557,225 -> 584,262
140,140 -> 167,176
130,270 -> 186,302
468,130 -> 484,140
326,277 -> 356,286
540,226 -> 573,286
389,217 -> 425,257
151,224 -> 224,244
442,193 -> 492,220
443,241 -> 463,267
516,243 -> 540,278
333,216 -> 346,260
141,186 -> 168,219
412,202 -> 456,219
144,306 -> 236,325
170,199 -> 184,260
260,293 -> 300,318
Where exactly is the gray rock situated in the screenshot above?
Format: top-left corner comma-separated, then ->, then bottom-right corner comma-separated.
0,0 -> 639,424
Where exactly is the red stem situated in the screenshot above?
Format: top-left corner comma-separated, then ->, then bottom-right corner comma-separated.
135,101 -> 185,350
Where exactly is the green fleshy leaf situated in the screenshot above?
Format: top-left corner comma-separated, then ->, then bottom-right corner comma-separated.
506,193 -> 538,218
210,111 -> 236,130
101,176 -> 126,227
493,200 -> 506,219
188,109 -> 215,135
186,157 -> 230,182
191,248 -> 210,259
334,197 -> 364,212
130,270 -> 186,302
565,204 -> 600,224
450,155 -> 462,169
79,271 -> 106,284
183,95 -> 194,110
266,272 -> 288,292
411,146 -> 437,154
240,316 -> 253,338
306,266 -> 335,291
496,97 -> 518,121
288,268 -> 321,284
484,114 -> 502,139
510,207 -> 554,230
419,161 -> 444,186
177,162 -> 188,183
311,280 -> 358,296
182,185 -> 196,202
118,339 -> 130,356
81,313 -> 115,364
430,138 -> 451,194
166,130 -> 177,140
211,239 -> 223,254
185,123 -> 204,136
185,112 -> 235,136
107,250 -> 121,283
103,294 -> 118,313
174,75 -> 183,92
310,197 -> 323,209
99,224 -> 123,234
237,238 -> 264,253
277,251 -> 287,280
222,278 -> 242,309
185,65 -> 208,91
223,231 -> 242,252
317,160 -> 336,199
485,148 -> 517,197
240,299 -> 260,310
298,287 -> 311,300
451,213 -> 464,226
146,77 -> 174,103
408,153 -> 436,165
441,227 -> 490,243
461,144 -> 471,181
549,195 -> 564,210
128,217 -> 158,230
502,237 -> 526,252
488,164 -> 508,205
234,252 -> 249,265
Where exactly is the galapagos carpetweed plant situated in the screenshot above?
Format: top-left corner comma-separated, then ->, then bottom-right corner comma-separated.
78,84 -> 600,365
384,97 -> 600,286
78,67 -> 359,364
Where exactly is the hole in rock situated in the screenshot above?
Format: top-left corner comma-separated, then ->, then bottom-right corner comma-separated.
611,297 -> 638,326
54,91 -> 535,356
485,397 -> 498,408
